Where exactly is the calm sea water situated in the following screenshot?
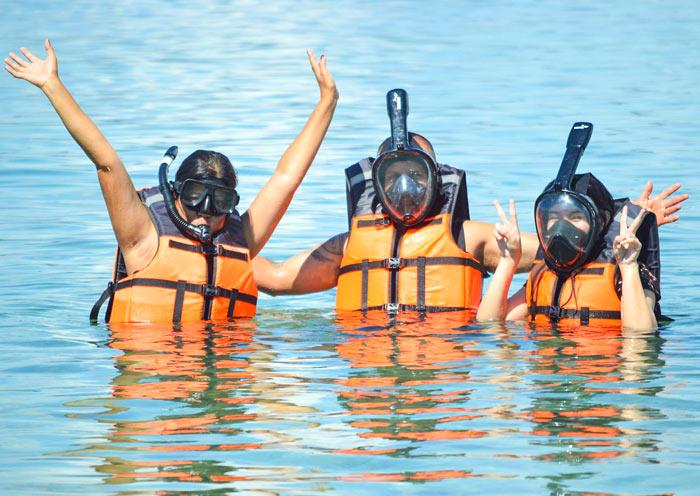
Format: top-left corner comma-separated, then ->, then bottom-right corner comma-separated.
1,1 -> 699,494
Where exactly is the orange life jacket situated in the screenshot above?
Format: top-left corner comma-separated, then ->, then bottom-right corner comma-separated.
91,187 -> 257,323
336,159 -> 484,314
525,200 -> 660,326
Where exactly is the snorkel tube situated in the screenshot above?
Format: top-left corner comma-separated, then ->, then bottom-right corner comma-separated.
387,89 -> 411,150
158,146 -> 212,244
552,122 -> 593,192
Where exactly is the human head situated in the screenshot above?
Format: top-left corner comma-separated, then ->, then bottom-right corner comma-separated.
535,172 -> 614,272
174,150 -> 238,231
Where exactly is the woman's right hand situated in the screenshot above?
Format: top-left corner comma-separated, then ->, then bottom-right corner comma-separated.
306,50 -> 338,104
5,39 -> 58,90
493,199 -> 522,265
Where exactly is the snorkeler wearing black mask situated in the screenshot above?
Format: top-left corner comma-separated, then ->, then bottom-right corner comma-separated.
6,39 -> 338,323
477,122 -> 661,329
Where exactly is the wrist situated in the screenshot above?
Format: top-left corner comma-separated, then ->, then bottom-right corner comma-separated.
619,261 -> 639,277
41,74 -> 63,94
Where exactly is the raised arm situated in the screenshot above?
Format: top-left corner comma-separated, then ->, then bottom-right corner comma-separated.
614,206 -> 658,330
242,51 -> 338,257
5,40 -> 154,273
252,232 -> 348,295
477,200 -> 522,321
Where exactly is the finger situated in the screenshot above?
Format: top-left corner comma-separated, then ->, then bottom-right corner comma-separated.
4,64 -> 19,77
508,199 -> 518,228
664,204 -> 682,215
4,57 -> 21,72
8,52 -> 27,67
628,208 -> 645,235
635,180 -> 652,203
656,182 -> 681,200
493,200 -> 508,225
658,215 -> 679,225
306,49 -> 320,75
19,46 -> 39,63
619,205 -> 628,236
664,192 -> 689,208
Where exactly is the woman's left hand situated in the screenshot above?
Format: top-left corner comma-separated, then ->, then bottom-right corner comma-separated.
613,205 -> 645,266
493,199 -> 522,265
307,50 -> 338,103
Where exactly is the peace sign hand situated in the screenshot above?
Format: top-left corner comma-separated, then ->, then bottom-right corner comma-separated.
4,39 -> 58,89
613,206 -> 645,266
493,199 -> 522,265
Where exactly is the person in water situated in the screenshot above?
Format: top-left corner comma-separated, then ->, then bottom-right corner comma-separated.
477,122 -> 660,329
5,39 -> 338,323
252,92 -> 686,316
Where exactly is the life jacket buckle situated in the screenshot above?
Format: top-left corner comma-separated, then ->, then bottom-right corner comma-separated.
386,258 -> 403,269
546,306 -> 563,321
385,303 -> 400,315
203,284 -> 218,297
374,217 -> 391,227
203,244 -> 219,256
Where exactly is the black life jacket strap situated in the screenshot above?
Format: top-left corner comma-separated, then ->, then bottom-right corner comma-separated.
529,305 -> 621,323
339,256 -> 486,276
168,240 -> 249,261
362,304 -> 471,313
173,280 -> 187,323
227,289 -> 239,319
361,259 -> 369,312
90,282 -> 115,324
416,257 -> 426,312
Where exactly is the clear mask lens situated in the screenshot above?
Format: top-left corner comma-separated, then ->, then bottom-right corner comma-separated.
178,179 -> 239,215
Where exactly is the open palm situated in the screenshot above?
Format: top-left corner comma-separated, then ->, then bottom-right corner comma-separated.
4,39 -> 57,89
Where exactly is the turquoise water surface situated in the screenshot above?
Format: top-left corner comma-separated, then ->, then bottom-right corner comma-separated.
1,1 -> 699,494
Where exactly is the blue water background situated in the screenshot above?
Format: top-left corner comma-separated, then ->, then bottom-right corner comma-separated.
1,1 -> 699,494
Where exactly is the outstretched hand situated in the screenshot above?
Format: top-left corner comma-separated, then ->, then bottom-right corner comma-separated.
613,205 -> 645,266
633,181 -> 688,226
307,50 -> 338,103
493,199 -> 522,265
5,39 -> 57,89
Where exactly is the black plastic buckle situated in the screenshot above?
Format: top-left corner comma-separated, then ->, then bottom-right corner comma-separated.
374,217 -> 391,227
386,258 -> 403,269
203,284 -> 218,297
546,306 -> 563,321
204,244 -> 219,256
385,303 -> 400,315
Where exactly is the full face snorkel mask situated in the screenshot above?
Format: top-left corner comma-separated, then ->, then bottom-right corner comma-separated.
534,122 -> 601,274
372,89 -> 439,228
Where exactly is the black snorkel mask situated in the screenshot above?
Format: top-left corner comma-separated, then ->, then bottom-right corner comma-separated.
372,89 -> 439,228
158,146 -> 217,244
534,122 -> 601,274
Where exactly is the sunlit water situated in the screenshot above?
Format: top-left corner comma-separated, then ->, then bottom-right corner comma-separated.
1,1 -> 699,494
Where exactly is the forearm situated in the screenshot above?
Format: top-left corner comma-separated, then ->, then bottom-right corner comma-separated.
252,250 -> 339,295
245,95 -> 337,256
620,263 -> 657,329
477,258 -> 517,321
41,76 -> 121,170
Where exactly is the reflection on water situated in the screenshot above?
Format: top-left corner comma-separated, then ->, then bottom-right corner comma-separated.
56,314 -> 670,493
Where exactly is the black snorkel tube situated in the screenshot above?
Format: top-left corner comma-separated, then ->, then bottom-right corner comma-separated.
551,122 -> 593,192
387,89 -> 411,151
158,146 -> 212,244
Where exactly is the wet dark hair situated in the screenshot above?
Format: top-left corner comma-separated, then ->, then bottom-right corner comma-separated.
175,150 -> 237,188
571,173 -> 614,235
376,132 -> 436,162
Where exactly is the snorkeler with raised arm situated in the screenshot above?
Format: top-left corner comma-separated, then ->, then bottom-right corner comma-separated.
5,39 -> 338,323
477,122 -> 660,329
